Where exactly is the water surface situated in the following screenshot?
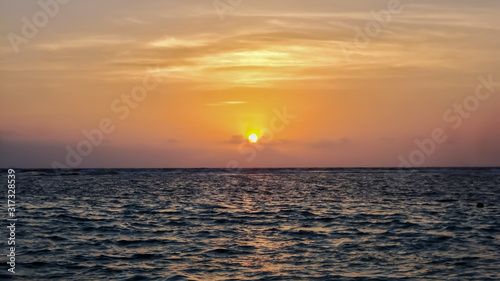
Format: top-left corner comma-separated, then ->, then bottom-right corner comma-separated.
7,168 -> 500,280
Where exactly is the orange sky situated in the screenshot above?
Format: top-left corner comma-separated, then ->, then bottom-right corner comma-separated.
1,0 -> 500,168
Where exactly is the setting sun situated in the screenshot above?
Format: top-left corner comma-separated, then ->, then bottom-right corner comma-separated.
249,134 -> 259,143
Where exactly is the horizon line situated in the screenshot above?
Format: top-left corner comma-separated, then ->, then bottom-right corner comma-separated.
6,166 -> 500,170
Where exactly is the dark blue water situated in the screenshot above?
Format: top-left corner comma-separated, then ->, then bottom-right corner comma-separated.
5,168 -> 500,280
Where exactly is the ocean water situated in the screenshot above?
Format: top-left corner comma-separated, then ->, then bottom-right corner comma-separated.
6,168 -> 500,280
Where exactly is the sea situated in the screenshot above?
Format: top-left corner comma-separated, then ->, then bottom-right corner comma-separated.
5,168 -> 500,280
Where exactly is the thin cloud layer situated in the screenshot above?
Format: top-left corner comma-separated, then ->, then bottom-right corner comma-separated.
0,1 -> 499,167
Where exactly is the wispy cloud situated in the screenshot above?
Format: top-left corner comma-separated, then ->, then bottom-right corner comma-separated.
206,101 -> 247,106
308,138 -> 352,149
1,1 -> 499,168
226,135 -> 245,144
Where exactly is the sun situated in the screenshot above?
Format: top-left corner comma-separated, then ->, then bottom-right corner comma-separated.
248,133 -> 259,143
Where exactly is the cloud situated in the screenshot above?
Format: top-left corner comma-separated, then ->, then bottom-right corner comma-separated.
0,130 -> 15,137
110,16 -> 150,26
226,135 -> 245,144
0,130 -> 23,141
1,1 -> 499,168
150,36 -> 214,48
206,101 -> 247,106
308,138 -> 352,148
0,138 -> 210,168
4,0 -> 498,89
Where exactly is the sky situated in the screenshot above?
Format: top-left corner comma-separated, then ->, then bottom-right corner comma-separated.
1,0 -> 500,168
